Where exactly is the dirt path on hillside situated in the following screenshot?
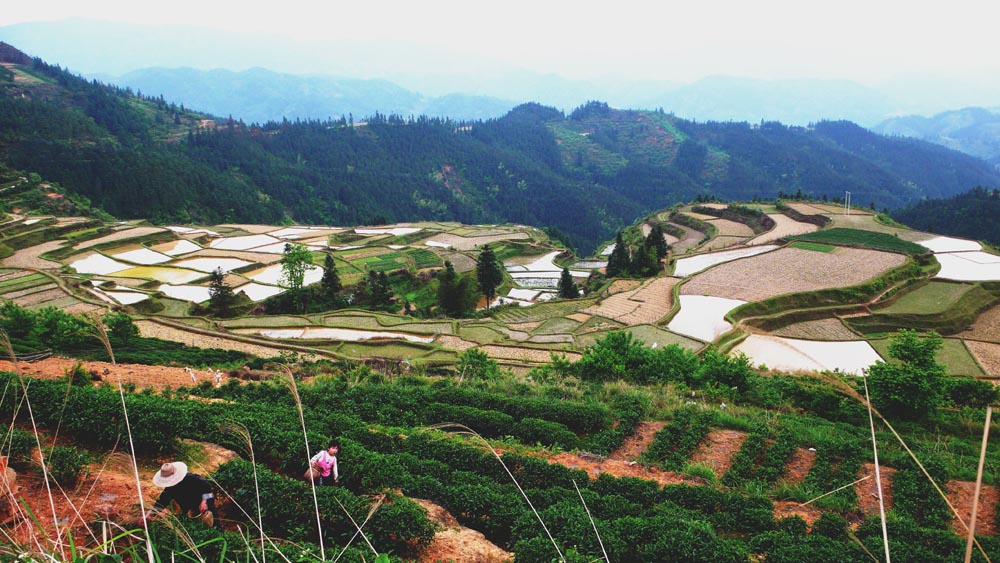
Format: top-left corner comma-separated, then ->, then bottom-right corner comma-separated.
688,429 -> 748,478
608,421 -> 664,461
856,463 -> 896,516
781,448 -> 816,484
0,356 -> 226,390
413,499 -> 513,563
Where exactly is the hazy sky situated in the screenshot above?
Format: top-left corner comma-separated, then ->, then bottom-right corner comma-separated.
4,0 -> 998,83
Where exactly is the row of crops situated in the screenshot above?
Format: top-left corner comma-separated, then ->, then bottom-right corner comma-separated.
5,367 -> 1000,562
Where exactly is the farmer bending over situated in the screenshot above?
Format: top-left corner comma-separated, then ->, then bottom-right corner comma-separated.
146,461 -> 217,528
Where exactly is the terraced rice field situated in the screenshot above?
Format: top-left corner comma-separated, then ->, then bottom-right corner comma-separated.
706,218 -> 755,237
680,247 -> 907,302
667,295 -> 746,342
920,236 -> 981,253
697,236 -> 749,251
186,248 -> 282,264
673,245 -> 779,278
734,334 -> 882,374
582,277 -> 677,325
2,240 -> 65,269
640,223 -> 680,245
880,281 -> 975,314
963,340 -> 1000,376
747,213 -> 818,245
422,232 -> 530,250
113,266 -> 205,284
209,234 -> 280,251
159,284 -> 212,303
577,324 -> 702,351
255,327 -> 435,343
135,320 -> 314,359
769,318 -> 861,341
108,245 -> 172,265
935,252 -> 1000,281
9,286 -> 64,307
68,253 -> 130,275
73,226 -> 167,249
480,345 -> 580,363
150,239 -> 202,256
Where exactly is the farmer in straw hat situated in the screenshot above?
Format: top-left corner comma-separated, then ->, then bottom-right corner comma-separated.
145,461 -> 217,528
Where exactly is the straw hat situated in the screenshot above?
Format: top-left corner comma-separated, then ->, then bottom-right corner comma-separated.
152,461 -> 188,488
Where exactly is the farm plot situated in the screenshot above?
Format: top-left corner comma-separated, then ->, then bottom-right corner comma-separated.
965,303 -> 1000,343
2,240 -> 65,269
421,232 -> 530,251
707,218 -> 755,237
920,236 -> 981,253
209,234 -> 280,251
747,213 -> 818,246
112,266 -> 205,284
697,236 -> 749,251
582,277 -> 678,325
253,327 -> 435,343
73,226 -> 167,250
680,247 -> 907,302
667,295 -> 746,342
0,273 -> 50,294
150,239 -> 202,256
734,334 -> 882,375
789,228 -> 928,254
108,245 -> 172,265
97,287 -> 151,305
494,297 -> 596,323
879,281 -> 977,315
870,338 -> 985,377
769,318 -> 861,341
246,263 -> 323,286
672,245 -> 778,278
8,286 -> 64,307
158,284 -> 212,303
480,344 -> 581,363
185,248 -> 283,264
640,223 -> 680,245
965,340 -> 1000,376
68,253 -> 129,275
935,252 -> 1000,281
237,283 -> 283,302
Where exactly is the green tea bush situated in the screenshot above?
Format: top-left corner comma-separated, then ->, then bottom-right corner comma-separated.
46,445 -> 90,487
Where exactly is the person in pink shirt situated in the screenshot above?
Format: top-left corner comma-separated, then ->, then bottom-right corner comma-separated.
309,440 -> 339,486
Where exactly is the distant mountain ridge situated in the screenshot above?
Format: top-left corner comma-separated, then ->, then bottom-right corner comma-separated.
94,67 -> 518,123
875,107 -> 1000,167
2,48 -> 999,255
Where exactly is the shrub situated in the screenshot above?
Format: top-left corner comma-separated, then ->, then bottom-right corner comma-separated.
46,445 -> 91,487
6,428 -> 36,469
941,377 -> 999,408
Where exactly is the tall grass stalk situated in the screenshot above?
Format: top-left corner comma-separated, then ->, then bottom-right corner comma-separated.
221,422 -> 266,563
330,494 -> 382,562
0,328 -> 60,551
427,423 -> 565,561
862,376 -> 891,563
824,373 -> 992,562
276,367 -> 325,561
83,315 -> 156,563
572,479 -> 609,563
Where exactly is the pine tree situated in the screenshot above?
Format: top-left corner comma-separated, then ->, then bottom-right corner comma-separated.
321,254 -> 342,294
476,244 -> 503,308
646,224 -> 669,260
606,232 -> 630,278
208,267 -> 235,317
437,261 -> 467,317
558,267 -> 580,299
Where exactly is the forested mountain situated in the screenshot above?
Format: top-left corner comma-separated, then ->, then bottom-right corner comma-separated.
892,186 -> 1000,247
875,107 -> 1000,167
2,47 -> 999,254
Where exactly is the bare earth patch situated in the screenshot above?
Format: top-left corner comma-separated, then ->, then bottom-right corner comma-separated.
782,448 -> 816,484
698,236 -> 750,251
965,340 -> 1000,376
413,499 -> 513,563
688,430 -> 748,478
855,463 -> 896,516
567,313 -> 592,323
773,500 -> 823,526
435,334 -> 479,351
668,222 -> 704,255
0,357 -> 223,390
965,304 -> 1000,344
12,286 -> 66,307
546,452 -> 704,487
681,247 -> 907,302
609,421 -> 665,461
770,318 -> 862,341
424,233 -> 529,251
707,218 -> 755,237
583,277 -> 677,325
2,240 -> 65,269
947,481 -> 999,536
2,282 -> 58,300
748,213 -> 819,246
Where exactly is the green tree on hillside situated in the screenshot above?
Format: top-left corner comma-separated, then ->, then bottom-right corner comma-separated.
606,232 -> 630,278
476,245 -> 503,309
208,267 -> 235,317
280,243 -> 313,313
867,330 -> 945,421
646,223 -> 669,260
437,260 -> 474,317
321,253 -> 342,294
558,267 -> 580,299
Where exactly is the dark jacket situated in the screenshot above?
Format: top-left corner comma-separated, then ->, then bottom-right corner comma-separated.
153,473 -> 213,513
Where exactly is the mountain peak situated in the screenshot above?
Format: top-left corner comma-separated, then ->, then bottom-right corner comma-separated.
0,42 -> 32,65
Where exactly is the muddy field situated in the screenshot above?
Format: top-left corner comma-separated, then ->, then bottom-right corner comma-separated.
965,340 -> 1000,376
680,247 -> 907,302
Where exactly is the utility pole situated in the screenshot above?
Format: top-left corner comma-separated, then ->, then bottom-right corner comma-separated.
844,191 -> 852,216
